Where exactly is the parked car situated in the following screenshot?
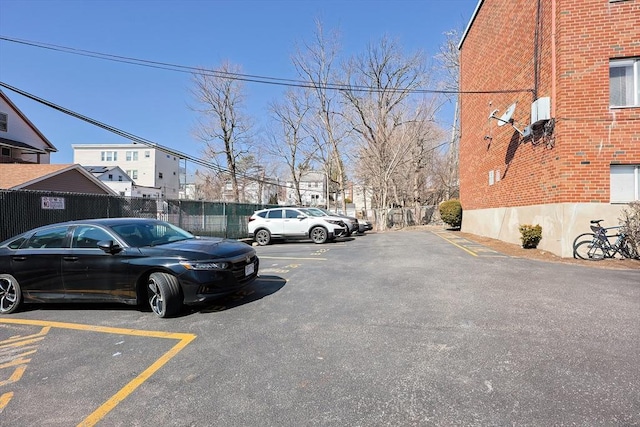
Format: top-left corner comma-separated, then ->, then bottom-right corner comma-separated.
304,207 -> 359,236
357,219 -> 373,234
248,207 -> 347,245
0,218 -> 259,318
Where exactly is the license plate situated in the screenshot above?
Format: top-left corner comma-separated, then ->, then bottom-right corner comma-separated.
245,262 -> 255,276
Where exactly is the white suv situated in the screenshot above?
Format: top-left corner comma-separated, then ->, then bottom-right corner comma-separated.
248,207 -> 348,245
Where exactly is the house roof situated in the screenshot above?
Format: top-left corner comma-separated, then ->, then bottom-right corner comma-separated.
0,137 -> 47,154
0,163 -> 116,194
0,90 -> 57,152
458,0 -> 485,50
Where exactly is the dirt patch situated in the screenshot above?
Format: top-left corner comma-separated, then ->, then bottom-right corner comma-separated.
403,226 -> 640,270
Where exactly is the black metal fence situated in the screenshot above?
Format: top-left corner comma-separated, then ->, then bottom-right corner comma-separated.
0,190 -> 271,242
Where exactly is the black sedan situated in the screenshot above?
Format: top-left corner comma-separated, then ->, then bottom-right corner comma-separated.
0,218 -> 259,318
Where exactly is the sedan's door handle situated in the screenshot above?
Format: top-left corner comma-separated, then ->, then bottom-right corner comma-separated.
11,256 -> 26,261
63,256 -> 79,262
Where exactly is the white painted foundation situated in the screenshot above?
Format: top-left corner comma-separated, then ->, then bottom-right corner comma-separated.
461,203 -> 629,258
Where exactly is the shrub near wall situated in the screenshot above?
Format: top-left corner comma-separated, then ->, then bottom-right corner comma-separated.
439,200 -> 463,229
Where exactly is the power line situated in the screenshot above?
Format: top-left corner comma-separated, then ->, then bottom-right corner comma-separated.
0,81 -> 282,188
0,35 -> 534,95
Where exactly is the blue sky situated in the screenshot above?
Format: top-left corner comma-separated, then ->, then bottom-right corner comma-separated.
0,0 -> 478,170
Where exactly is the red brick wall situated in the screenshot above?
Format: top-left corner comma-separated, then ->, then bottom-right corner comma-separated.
459,0 -> 640,210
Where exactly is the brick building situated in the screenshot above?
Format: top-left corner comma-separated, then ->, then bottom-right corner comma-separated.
458,0 -> 640,257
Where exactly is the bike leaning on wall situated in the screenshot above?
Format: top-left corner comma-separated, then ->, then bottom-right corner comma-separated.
573,219 -> 639,261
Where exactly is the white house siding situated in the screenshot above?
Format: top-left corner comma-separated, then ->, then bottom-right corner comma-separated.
73,143 -> 180,199
0,95 -> 52,164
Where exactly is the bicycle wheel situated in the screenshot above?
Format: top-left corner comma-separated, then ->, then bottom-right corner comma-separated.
574,240 -> 606,260
572,233 -> 595,258
620,241 -> 640,260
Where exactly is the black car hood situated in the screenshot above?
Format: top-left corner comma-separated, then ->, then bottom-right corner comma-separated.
138,237 -> 254,259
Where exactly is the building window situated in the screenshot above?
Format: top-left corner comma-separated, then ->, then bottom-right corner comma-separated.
1,147 -> 10,157
126,170 -> 138,179
610,59 -> 639,107
101,151 -> 118,161
159,172 -> 163,179
0,113 -> 7,132
126,151 -> 139,161
610,165 -> 639,202
145,151 -> 150,158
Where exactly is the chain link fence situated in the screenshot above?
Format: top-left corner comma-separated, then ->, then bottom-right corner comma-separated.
0,190 -> 273,242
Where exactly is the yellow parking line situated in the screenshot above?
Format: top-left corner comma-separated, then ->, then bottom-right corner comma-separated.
432,232 -> 479,257
0,318 -> 196,427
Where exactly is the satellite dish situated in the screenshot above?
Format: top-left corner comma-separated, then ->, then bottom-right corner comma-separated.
497,103 -> 517,126
488,109 -> 499,120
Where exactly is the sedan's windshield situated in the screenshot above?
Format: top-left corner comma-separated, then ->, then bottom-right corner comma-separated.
112,222 -> 194,247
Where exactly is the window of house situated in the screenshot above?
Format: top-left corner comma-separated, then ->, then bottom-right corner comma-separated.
159,172 -> 163,179
145,151 -> 150,158
125,151 -> 139,161
1,147 -> 10,157
126,170 -> 138,179
610,59 -> 639,107
108,174 -> 113,180
610,165 -> 640,202
101,151 -> 118,161
0,113 -> 7,132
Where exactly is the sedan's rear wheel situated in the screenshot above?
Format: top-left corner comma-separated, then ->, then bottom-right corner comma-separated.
148,272 -> 182,318
255,229 -> 271,246
0,274 -> 22,314
310,226 -> 328,244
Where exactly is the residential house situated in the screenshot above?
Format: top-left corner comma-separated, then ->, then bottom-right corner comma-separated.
72,143 -> 181,199
0,164 -> 116,195
458,0 -> 640,257
284,170 -> 326,206
84,165 -> 162,199
0,90 -> 57,164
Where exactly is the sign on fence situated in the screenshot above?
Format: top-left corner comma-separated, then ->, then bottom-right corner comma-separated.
41,196 -> 65,210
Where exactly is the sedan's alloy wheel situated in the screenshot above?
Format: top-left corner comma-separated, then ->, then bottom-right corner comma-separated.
148,272 -> 182,318
0,275 -> 21,314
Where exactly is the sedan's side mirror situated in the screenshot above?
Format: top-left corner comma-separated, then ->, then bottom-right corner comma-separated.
97,240 -> 122,254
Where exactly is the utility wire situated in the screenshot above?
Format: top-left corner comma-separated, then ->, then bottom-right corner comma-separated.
0,81 -> 283,187
0,35 -> 534,95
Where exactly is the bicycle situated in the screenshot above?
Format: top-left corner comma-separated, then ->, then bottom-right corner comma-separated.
573,219 -> 639,260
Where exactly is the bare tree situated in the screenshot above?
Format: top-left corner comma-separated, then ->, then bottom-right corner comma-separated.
341,36 -> 431,213
434,29 -> 462,200
267,89 -> 316,205
190,62 -> 253,202
292,20 -> 350,212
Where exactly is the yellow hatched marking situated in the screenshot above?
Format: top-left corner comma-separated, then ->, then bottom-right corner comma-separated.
0,365 -> 26,387
0,318 -> 196,427
0,391 -> 14,413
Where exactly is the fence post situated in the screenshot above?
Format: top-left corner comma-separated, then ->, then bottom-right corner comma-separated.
223,202 -> 227,238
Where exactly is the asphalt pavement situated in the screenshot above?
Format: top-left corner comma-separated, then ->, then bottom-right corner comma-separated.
1,230 -> 638,426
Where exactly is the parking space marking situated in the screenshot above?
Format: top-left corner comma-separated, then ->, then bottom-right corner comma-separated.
0,318 -> 196,427
259,256 -> 327,261
0,324 -> 50,413
432,231 -> 508,258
